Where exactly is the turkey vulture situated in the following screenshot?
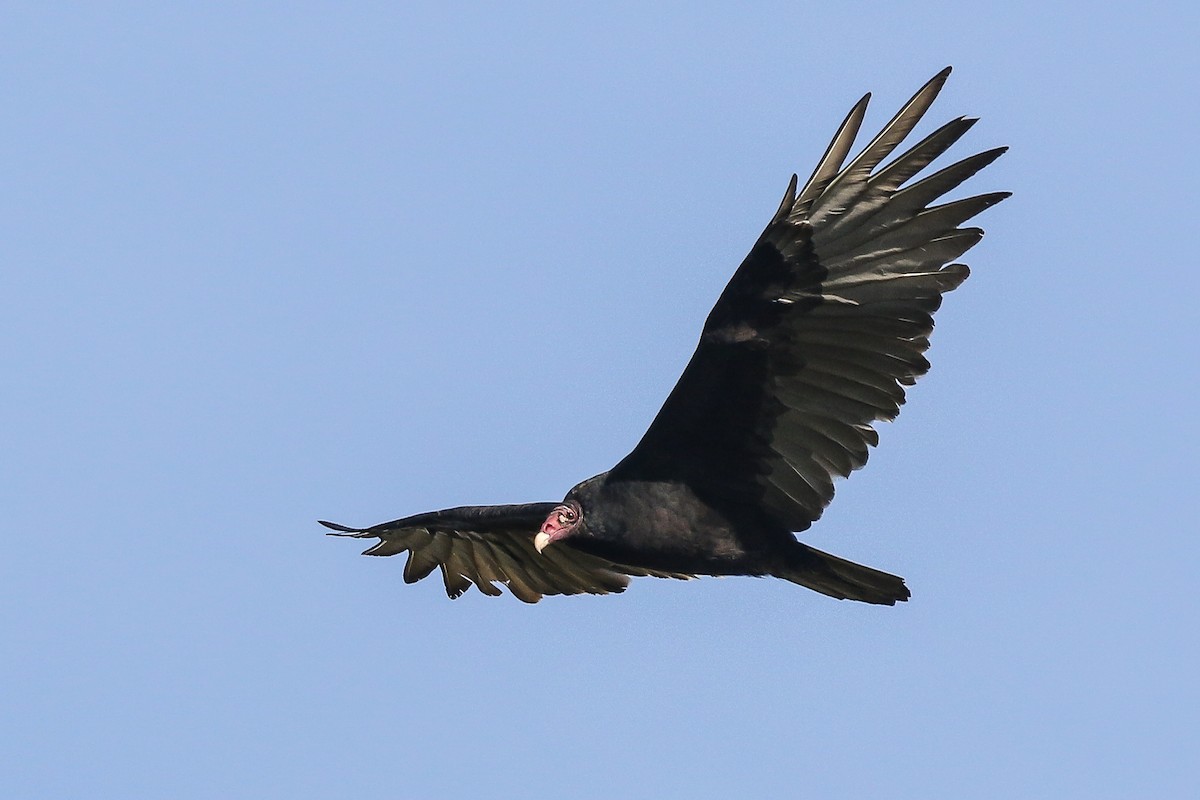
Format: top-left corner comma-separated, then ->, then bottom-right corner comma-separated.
321,67 -> 1007,605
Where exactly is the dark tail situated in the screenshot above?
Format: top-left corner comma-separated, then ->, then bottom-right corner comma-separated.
774,541 -> 911,605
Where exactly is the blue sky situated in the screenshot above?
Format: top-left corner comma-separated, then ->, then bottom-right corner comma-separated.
3,2 -> 1197,797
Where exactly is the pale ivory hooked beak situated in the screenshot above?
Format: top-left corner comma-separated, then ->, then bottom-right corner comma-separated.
534,532 -> 552,553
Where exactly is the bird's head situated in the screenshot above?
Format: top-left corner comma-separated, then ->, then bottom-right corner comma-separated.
534,501 -> 582,553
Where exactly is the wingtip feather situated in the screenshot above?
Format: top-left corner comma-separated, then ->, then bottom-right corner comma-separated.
319,519 -> 369,535
771,174 -> 799,224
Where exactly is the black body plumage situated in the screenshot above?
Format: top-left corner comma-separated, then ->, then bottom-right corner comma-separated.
321,67 -> 1008,604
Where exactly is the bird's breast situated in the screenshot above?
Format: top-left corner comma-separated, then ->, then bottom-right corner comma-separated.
573,478 -> 765,573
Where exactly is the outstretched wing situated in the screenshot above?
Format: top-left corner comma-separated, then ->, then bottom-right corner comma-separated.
320,503 -> 686,603
609,67 -> 1008,532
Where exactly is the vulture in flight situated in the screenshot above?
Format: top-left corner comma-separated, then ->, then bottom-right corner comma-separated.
321,67 -> 1007,605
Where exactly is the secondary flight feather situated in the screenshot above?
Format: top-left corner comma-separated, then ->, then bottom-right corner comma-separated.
321,67 -> 1008,604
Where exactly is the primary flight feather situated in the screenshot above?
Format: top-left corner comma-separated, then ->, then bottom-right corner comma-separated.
321,67 -> 1008,604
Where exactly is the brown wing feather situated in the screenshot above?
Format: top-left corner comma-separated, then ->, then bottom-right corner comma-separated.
319,503 -> 663,603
